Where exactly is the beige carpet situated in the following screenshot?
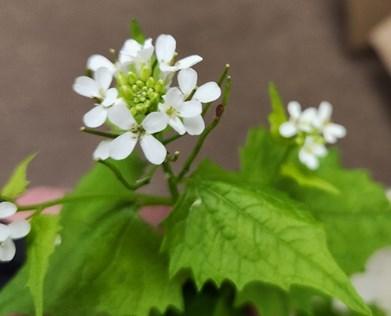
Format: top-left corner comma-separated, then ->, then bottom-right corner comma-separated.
0,0 -> 390,190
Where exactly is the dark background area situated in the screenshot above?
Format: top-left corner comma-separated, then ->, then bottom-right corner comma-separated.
0,0 -> 390,190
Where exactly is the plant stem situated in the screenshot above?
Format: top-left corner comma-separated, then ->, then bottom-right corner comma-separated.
162,133 -> 182,145
80,127 -> 120,139
98,160 -> 134,190
202,64 -> 230,116
162,161 -> 179,200
18,192 -> 172,213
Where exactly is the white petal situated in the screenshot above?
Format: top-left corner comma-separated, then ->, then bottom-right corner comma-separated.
140,135 -> 167,165
87,54 -> 115,73
164,88 -> 184,108
109,132 -> 138,160
0,238 -> 16,262
179,100 -> 202,118
175,55 -> 203,70
318,101 -> 333,122
183,115 -> 205,135
101,88 -> 118,107
83,105 -> 108,128
94,67 -> 113,91
178,68 -> 197,96
313,143 -> 328,157
0,224 -> 11,242
93,140 -> 111,161
8,220 -> 30,239
299,107 -> 317,132
73,76 -> 100,98
119,39 -> 141,63
142,112 -> 168,134
287,101 -> 301,119
169,117 -> 186,135
299,149 -> 319,170
156,34 -> 176,63
107,100 -> 135,130
193,82 -> 221,103
324,123 -> 346,143
0,202 -> 17,219
279,122 -> 297,137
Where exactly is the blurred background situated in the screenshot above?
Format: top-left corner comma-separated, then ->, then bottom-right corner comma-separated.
0,0 -> 390,190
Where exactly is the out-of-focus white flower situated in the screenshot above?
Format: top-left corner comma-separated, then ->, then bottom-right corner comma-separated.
158,88 -> 202,135
87,38 -> 154,74
98,102 -> 168,164
315,101 -> 346,144
335,247 -> 391,315
279,101 -> 317,137
0,202 -> 30,262
156,34 -> 202,72
298,136 -> 327,170
159,68 -> 220,136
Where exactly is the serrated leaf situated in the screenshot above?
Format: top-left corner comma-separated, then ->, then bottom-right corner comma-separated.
278,152 -> 391,275
0,156 -> 183,316
27,214 -> 60,316
163,179 -> 370,316
1,153 -> 36,199
240,128 -> 289,185
235,282 -> 290,316
131,18 -> 145,44
268,82 -> 287,136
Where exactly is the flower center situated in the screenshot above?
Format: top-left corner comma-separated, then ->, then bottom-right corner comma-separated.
116,69 -> 166,118
166,106 -> 178,118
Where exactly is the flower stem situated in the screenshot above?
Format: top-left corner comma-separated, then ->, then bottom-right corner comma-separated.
162,133 -> 182,145
18,192 -> 172,213
162,161 -> 179,200
202,64 -> 230,116
80,127 -> 120,139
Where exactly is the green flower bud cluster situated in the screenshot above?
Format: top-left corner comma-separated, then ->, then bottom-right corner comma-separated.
116,67 -> 166,118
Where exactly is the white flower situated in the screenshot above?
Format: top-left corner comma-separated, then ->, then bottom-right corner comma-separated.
279,101 -> 317,137
158,88 -> 202,135
87,38 -> 154,74
0,202 -> 30,262
315,101 -> 346,144
97,102 -> 168,164
158,68 -> 221,136
298,136 -> 327,170
156,34 -> 203,72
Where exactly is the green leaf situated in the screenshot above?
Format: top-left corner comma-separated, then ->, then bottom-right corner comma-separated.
1,153 -> 36,199
280,162 -> 340,194
235,282 -> 290,316
27,214 -> 61,316
240,128 -> 289,185
278,152 -> 391,275
162,179 -> 370,316
0,156 -> 183,316
130,18 -> 145,44
268,82 -> 287,136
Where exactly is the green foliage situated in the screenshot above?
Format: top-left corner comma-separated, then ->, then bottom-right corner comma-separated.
131,18 -> 146,44
27,214 -> 61,316
240,128 -> 288,185
235,282 -> 290,316
278,151 -> 391,275
268,82 -> 287,136
1,153 -> 36,199
0,157 -> 183,316
162,177 -> 370,315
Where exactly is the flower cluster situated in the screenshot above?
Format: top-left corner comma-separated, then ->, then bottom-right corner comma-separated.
73,34 -> 221,165
0,202 -> 30,262
279,101 -> 346,169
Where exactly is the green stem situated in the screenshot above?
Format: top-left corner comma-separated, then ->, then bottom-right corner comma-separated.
18,192 -> 172,213
162,161 -> 179,200
202,64 -> 230,116
162,133 -> 182,145
98,160 -> 134,190
80,127 -> 120,139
